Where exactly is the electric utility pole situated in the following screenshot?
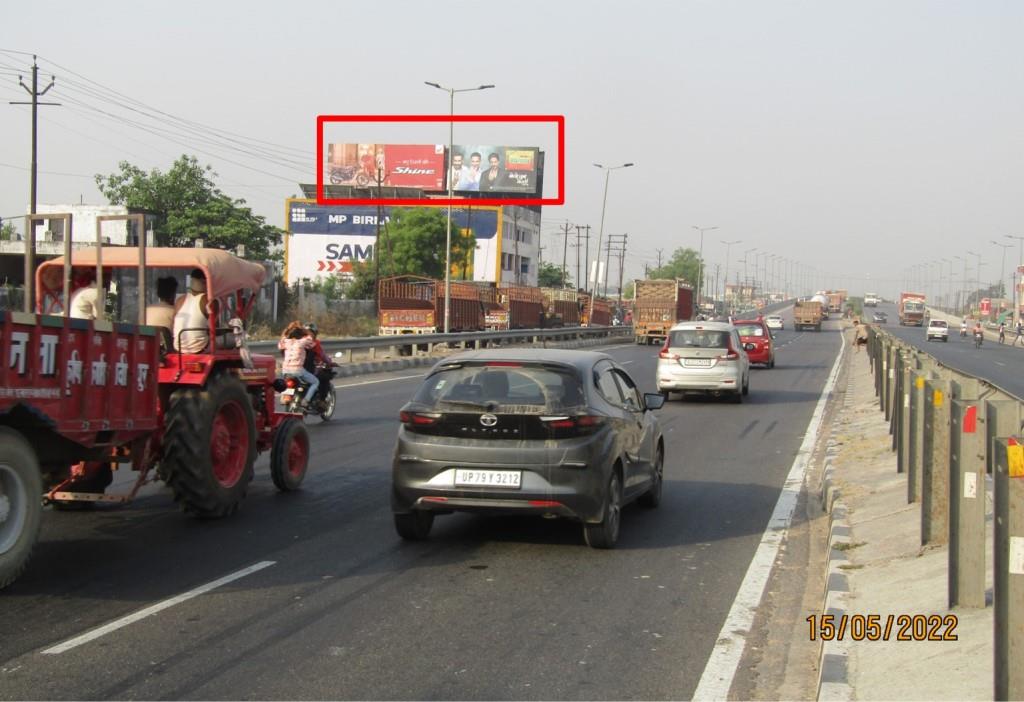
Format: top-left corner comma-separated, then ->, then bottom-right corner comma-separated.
10,56 -> 60,216
560,222 -> 572,287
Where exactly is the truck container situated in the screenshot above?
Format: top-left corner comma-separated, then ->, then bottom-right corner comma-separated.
378,276 -> 483,334
470,283 -> 509,331
541,288 -> 581,327
826,290 -> 847,314
864,292 -> 880,307
578,292 -> 612,327
794,299 -> 824,331
498,285 -> 544,329
898,292 -> 926,326
632,278 -> 695,344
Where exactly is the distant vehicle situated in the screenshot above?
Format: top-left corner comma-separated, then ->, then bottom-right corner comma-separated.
872,311 -> 887,324
765,314 -> 784,330
633,278 -> 695,346
926,319 -> 949,342
899,292 -> 926,326
391,349 -> 666,549
794,299 -> 824,331
733,317 -> 776,368
864,293 -> 880,307
657,320 -> 750,402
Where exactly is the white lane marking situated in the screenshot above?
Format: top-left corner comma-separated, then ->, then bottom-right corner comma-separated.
692,325 -> 846,700
41,561 -> 276,655
334,373 -> 426,388
620,360 -> 635,365
995,361 -> 1006,367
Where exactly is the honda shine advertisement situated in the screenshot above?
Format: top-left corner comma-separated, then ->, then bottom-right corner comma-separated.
287,201 -> 501,284
326,144 -> 445,190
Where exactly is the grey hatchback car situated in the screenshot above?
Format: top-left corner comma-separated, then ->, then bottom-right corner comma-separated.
391,349 -> 666,548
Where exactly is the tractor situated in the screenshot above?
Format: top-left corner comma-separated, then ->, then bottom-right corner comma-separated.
0,244 -> 310,589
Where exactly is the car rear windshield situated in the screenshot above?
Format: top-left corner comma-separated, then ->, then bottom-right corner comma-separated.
733,324 -> 765,337
668,329 -> 731,348
930,321 -> 947,328
410,364 -> 585,413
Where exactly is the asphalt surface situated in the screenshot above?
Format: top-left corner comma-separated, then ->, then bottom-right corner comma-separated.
870,302 -> 1024,399
0,313 -> 842,700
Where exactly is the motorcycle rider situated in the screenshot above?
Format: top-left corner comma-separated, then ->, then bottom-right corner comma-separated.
974,321 -> 984,347
999,321 -> 1006,344
279,322 -> 318,409
960,318 -> 968,337
303,322 -> 337,410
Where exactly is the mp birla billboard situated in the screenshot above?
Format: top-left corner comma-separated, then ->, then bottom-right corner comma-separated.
326,144 -> 444,190
286,200 -> 502,284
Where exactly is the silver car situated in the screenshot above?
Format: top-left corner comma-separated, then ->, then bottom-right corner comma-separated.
656,321 -> 751,402
391,349 -> 665,549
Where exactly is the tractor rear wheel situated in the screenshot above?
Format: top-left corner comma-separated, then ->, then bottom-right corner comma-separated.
0,428 -> 42,589
163,373 -> 256,518
270,418 -> 310,491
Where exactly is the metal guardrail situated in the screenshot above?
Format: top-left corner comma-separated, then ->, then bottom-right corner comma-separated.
866,325 -> 1024,699
249,325 -> 635,362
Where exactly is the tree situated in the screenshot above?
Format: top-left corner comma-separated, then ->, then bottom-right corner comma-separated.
386,207 -> 475,279
0,221 -> 16,242
346,261 -> 377,300
648,247 -> 701,286
538,261 -> 571,288
95,155 -> 283,260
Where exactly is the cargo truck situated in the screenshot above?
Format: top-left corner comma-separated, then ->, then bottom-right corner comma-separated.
498,285 -> 544,329
541,288 -> 581,327
864,292 -> 880,307
794,299 -> 824,331
378,276 -> 483,334
898,292 -> 926,326
827,290 -> 847,314
632,278 -> 695,345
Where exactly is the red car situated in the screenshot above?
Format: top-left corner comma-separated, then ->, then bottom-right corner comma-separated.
733,317 -> 775,368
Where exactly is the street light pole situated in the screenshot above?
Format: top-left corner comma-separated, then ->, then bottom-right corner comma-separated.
742,247 -> 757,308
720,239 -> 741,314
591,163 -> 633,322
424,81 -> 494,334
1006,235 -> 1024,325
692,225 -> 718,315
992,240 -> 1013,302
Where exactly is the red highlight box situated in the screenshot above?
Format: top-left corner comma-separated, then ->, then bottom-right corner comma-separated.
316,114 -> 565,206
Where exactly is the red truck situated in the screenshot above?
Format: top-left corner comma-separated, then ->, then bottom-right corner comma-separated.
540,288 -> 582,327
633,278 -> 695,345
498,285 -> 544,329
1,246 -> 310,589
898,292 -> 926,326
377,276 -> 483,334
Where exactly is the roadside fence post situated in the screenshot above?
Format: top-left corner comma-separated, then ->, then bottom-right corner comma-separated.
908,365 -> 933,503
992,438 -> 1024,701
897,353 -> 918,474
986,400 -> 1021,477
949,377 -> 985,608
922,377 -> 952,545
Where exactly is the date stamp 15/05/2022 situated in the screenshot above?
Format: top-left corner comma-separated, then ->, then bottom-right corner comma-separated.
807,614 -> 959,642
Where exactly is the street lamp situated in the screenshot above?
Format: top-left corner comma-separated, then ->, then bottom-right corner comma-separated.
741,247 -> 757,307
1005,235 -> 1024,325
992,240 -> 1013,301
967,249 -> 981,314
692,225 -> 718,314
424,81 -> 495,334
720,239 -> 741,314
591,162 -> 634,322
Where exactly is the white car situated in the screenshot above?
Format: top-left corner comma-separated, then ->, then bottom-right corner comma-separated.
765,315 -> 784,330
926,319 -> 949,342
657,321 -> 750,403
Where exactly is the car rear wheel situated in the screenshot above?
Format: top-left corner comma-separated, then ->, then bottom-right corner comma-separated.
394,510 -> 434,541
584,472 -> 622,549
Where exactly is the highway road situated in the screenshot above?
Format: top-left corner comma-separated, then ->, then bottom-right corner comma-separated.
870,302 -> 1024,399
0,312 -> 843,700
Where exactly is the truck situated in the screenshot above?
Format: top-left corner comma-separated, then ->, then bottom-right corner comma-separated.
898,292 -> 926,326
632,278 -> 695,345
864,292 -> 880,307
794,299 -> 824,331
540,288 -> 581,327
498,285 -> 544,329
2,245 -> 311,589
578,292 -> 612,327
377,276 -> 483,335
827,290 -> 847,314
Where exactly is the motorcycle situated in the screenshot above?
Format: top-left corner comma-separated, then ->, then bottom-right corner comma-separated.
329,165 -> 371,187
960,326 -> 968,338
275,365 -> 338,421
974,330 -> 984,349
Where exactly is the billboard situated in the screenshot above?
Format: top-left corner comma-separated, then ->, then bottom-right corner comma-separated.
449,145 -> 539,194
286,200 -> 502,284
325,144 -> 445,190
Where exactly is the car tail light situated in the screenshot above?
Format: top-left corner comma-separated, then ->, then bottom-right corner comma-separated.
540,415 -> 605,435
658,339 -> 679,360
399,411 -> 442,426
720,338 -> 740,361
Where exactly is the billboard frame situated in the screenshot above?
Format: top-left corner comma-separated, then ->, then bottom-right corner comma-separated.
316,114 -> 564,207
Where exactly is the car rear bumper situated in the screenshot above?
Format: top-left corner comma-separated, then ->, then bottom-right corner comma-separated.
656,363 -> 742,391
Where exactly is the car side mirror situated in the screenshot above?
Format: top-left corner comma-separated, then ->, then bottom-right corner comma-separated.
643,392 -> 666,411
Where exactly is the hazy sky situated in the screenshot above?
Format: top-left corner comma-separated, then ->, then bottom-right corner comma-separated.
2,0 -> 1021,299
